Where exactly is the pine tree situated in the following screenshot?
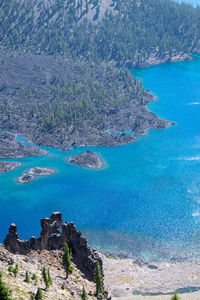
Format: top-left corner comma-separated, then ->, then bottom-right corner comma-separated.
62,243 -> 73,278
94,262 -> 104,299
0,272 -> 13,300
42,267 -> 49,290
32,273 -> 38,285
7,266 -> 13,273
171,292 -> 181,300
81,286 -> 88,300
25,271 -> 30,283
13,264 -> 19,277
35,288 -> 43,300
47,269 -> 53,285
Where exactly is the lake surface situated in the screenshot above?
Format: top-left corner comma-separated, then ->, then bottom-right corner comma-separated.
177,0 -> 199,6
1,56 -> 200,261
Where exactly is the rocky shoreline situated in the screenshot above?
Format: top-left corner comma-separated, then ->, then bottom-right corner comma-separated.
0,132 -> 46,160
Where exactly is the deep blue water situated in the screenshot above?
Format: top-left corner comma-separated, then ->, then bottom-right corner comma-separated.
1,56 -> 200,261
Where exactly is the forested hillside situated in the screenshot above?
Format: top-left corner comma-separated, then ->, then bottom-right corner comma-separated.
0,0 -> 200,66
0,0 -> 198,147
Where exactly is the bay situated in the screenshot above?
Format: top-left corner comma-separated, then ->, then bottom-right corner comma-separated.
1,56 -> 200,261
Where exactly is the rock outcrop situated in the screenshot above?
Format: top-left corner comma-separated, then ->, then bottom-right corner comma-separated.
4,212 -> 102,275
68,151 -> 104,169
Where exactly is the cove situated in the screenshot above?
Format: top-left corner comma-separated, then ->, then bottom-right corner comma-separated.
1,56 -> 200,261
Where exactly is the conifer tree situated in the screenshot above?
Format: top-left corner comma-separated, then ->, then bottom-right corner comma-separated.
62,243 -> 73,278
32,273 -> 38,285
81,286 -> 88,300
7,266 -> 13,273
47,269 -> 53,285
171,292 -> 181,300
42,267 -> 49,290
35,288 -> 43,300
94,262 -> 104,299
13,264 -> 19,277
25,271 -> 30,283
0,272 -> 13,300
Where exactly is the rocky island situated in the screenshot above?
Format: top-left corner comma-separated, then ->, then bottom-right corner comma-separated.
28,167 -> 55,176
17,167 -> 56,183
18,173 -> 34,184
68,151 -> 104,169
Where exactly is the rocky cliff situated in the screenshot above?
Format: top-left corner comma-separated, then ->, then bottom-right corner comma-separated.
4,212 -> 102,276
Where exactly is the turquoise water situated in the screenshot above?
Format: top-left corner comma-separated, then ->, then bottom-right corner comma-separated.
1,56 -> 200,261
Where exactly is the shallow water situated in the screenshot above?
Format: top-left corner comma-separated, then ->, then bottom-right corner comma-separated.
1,56 -> 200,261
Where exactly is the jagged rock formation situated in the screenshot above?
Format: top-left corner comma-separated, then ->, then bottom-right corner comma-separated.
4,212 -> 102,275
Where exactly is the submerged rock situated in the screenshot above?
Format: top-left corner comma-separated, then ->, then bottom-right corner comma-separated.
0,161 -> 21,174
18,174 -> 34,184
68,151 -> 104,169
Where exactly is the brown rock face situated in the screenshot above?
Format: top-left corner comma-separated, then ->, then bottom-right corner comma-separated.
4,212 -> 102,275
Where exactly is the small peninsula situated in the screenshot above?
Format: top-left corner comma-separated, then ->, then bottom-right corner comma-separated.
68,151 -> 104,169
0,132 -> 46,159
0,161 -> 21,174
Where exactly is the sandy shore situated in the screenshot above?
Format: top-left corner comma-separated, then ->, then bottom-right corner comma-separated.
101,254 -> 200,299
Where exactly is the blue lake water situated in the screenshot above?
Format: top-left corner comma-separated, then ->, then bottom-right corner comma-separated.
1,56 -> 200,261
177,0 -> 199,6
